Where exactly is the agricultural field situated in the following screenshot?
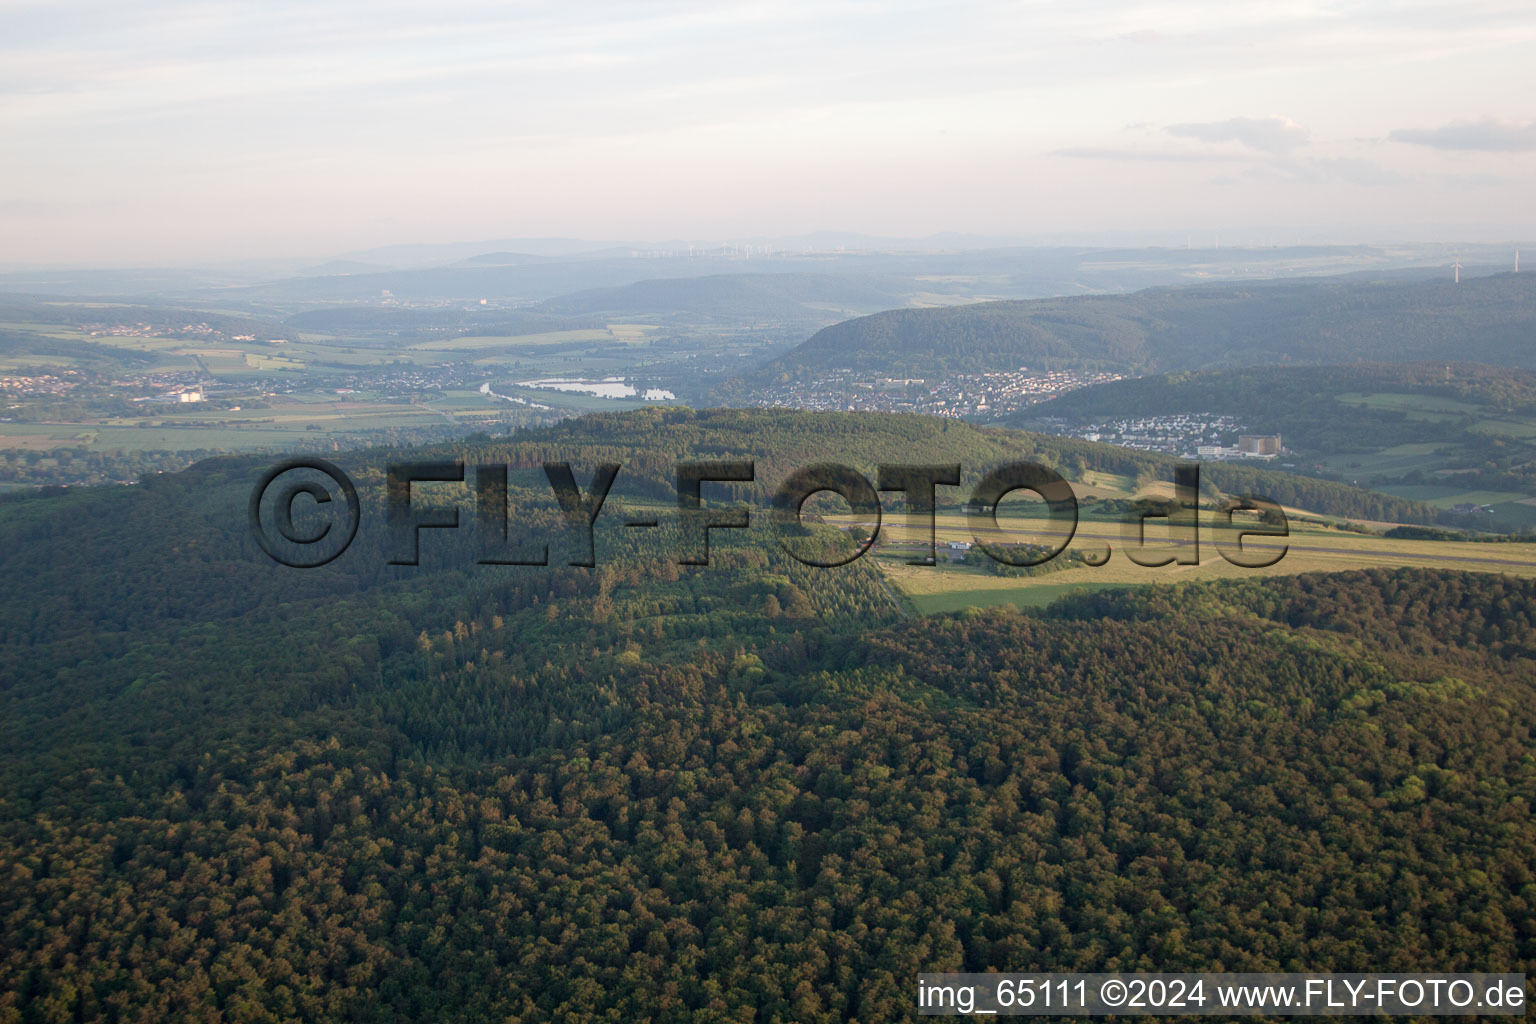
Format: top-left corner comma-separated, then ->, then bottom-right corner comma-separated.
1334,390 -> 1481,418
1372,480 -> 1536,532
586,486 -> 1536,617
0,394 -> 454,453
831,451 -> 1536,613
1313,442 -> 1452,479
0,305 -> 699,473
871,511 -> 1536,615
1471,416 -> 1536,438
405,329 -> 614,352
0,352 -> 82,371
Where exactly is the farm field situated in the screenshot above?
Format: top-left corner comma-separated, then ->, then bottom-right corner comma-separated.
0,378 -> 671,453
1471,417 -> 1536,438
0,353 -> 82,371
0,422 -> 327,452
1377,485 -> 1529,507
1372,485 -> 1536,530
1313,442 -> 1452,479
0,395 -> 457,453
1334,391 -> 1480,418
571,494 -> 1536,616
0,304 -> 689,461
870,511 -> 1536,614
0,306 -> 746,445
406,329 -> 614,351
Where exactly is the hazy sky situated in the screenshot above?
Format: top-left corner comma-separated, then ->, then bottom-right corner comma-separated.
2,0 -> 1533,264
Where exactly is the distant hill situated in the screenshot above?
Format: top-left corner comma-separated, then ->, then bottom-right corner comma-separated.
282,306 -> 595,337
1014,362 -> 1536,527
737,273 -> 1536,385
225,262 -> 665,304
336,238 -> 624,265
221,260 -> 909,307
454,252 -> 554,267
1015,362 -> 1536,451
536,273 -> 912,321
296,259 -> 394,276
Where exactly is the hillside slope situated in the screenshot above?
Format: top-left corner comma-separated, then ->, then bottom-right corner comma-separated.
1018,362 -> 1536,446
0,430 -> 1532,1019
0,410 -> 1529,1020
428,408 -> 1442,524
736,273 -> 1536,384
1010,363 -> 1536,525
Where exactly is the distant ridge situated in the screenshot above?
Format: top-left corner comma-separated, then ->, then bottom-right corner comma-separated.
536,273 -> 911,320
734,272 -> 1536,386
296,259 -> 393,276
455,252 -> 554,267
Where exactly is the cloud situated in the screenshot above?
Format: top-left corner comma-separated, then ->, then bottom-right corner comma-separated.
1052,147 -> 1242,163
1389,118 -> 1536,152
1166,115 -> 1310,153
1435,172 -> 1505,187
1245,158 -> 1407,186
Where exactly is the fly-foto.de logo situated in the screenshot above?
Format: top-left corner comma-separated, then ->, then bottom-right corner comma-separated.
249,458 -> 1287,570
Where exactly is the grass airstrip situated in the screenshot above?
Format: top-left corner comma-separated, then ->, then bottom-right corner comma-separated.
868,509 -> 1536,614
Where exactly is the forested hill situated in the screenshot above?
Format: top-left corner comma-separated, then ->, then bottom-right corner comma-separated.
427,408 -> 1441,524
731,272 -> 1536,384
2,503 -> 1534,1017
0,405 -> 1532,1019
1014,362 -> 1536,452
0,408 -> 1435,662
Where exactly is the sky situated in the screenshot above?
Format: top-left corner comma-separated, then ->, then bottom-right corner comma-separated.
2,0 -> 1533,265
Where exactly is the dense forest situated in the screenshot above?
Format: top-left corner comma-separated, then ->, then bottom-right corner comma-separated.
733,273 -> 1536,384
1,412 -> 1531,1022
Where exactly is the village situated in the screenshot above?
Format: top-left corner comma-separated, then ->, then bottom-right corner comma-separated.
750,367 -> 1125,418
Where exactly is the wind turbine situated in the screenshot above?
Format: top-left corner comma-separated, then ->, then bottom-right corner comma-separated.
1453,261 -> 1463,284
